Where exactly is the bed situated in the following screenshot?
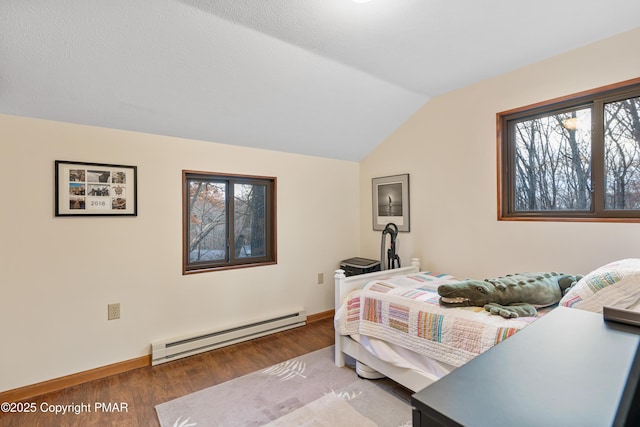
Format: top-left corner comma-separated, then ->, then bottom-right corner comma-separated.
334,257 -> 640,392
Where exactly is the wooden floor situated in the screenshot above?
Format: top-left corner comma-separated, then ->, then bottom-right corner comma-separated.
0,317 -> 335,427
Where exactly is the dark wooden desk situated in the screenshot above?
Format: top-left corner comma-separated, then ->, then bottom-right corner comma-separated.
412,307 -> 640,427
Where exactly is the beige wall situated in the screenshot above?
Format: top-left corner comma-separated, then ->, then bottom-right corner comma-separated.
0,115 -> 359,392
360,28 -> 640,278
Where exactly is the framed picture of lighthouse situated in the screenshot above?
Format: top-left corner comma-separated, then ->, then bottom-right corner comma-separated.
372,173 -> 409,232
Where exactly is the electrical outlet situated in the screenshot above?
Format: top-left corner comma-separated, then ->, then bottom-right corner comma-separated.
108,303 -> 120,320
317,273 -> 324,284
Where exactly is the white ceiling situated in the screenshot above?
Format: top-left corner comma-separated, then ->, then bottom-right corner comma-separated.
2,0 -> 639,161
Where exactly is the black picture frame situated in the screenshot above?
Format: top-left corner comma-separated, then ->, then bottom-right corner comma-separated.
55,160 -> 137,216
372,173 -> 409,231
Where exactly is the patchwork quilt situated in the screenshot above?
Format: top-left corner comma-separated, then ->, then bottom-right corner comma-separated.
335,272 -> 551,367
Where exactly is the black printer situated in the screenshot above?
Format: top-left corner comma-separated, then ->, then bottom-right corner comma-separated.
339,257 -> 381,276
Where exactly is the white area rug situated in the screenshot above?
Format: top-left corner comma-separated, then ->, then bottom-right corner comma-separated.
155,346 -> 411,427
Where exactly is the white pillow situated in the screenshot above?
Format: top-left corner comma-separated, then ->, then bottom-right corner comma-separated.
559,259 -> 640,313
628,299 -> 640,312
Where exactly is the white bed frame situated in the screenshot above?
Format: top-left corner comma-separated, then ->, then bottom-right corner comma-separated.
334,257 -> 437,392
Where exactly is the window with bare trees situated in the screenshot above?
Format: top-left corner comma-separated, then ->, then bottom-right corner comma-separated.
498,79 -> 640,221
183,171 -> 276,273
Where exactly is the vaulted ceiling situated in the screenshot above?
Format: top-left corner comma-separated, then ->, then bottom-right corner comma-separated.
2,1 -> 639,161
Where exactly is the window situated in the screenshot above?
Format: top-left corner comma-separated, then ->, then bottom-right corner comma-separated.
183,170 -> 276,273
498,78 -> 640,221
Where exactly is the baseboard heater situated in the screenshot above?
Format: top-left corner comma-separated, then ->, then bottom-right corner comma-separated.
151,310 -> 307,366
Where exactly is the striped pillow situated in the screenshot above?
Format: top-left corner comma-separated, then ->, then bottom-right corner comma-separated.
559,259 -> 640,313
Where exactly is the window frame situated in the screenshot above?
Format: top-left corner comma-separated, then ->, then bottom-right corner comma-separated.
182,170 -> 277,274
497,77 -> 640,222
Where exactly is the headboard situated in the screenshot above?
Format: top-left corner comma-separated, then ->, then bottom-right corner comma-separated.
334,258 -> 421,311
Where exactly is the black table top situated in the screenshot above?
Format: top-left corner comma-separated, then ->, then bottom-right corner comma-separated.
412,307 -> 640,427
